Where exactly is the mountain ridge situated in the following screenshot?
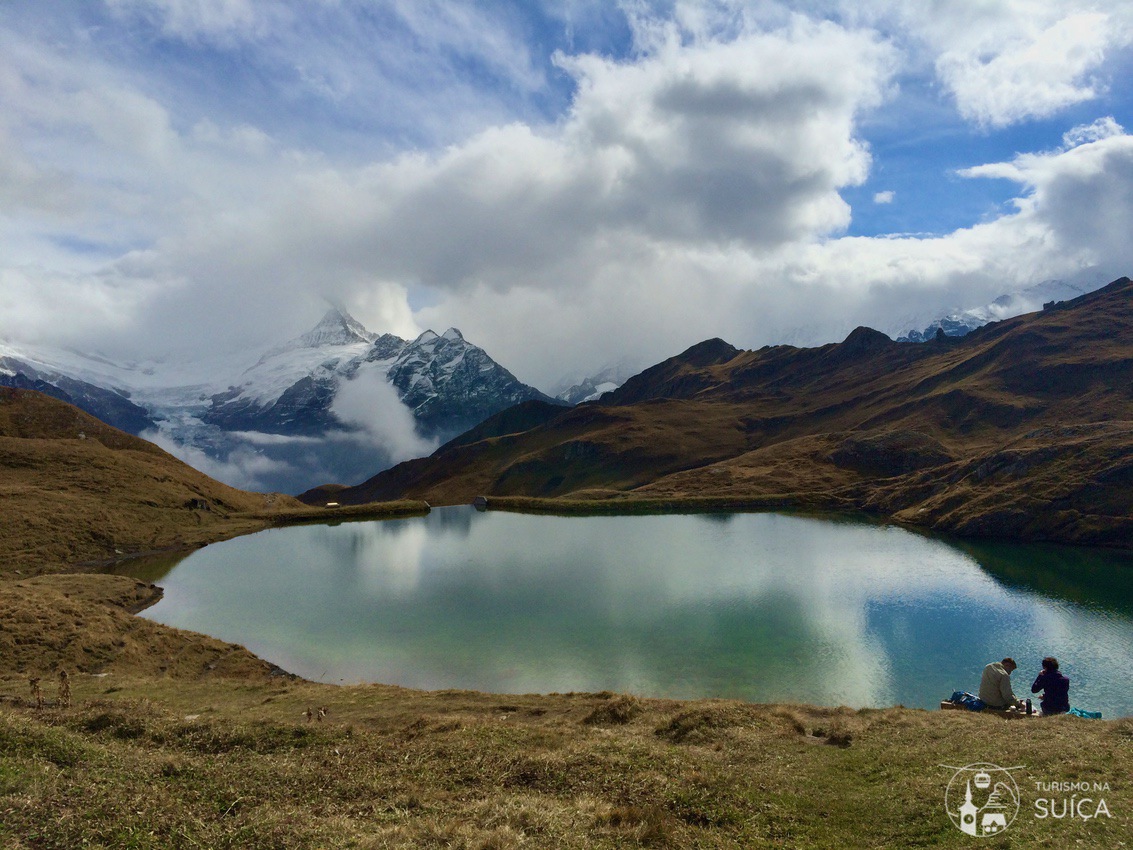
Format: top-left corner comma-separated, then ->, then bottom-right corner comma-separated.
0,352 -> 157,435
301,276 -> 1133,548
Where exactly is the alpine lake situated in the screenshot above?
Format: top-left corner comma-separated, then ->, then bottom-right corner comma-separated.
114,508 -> 1133,718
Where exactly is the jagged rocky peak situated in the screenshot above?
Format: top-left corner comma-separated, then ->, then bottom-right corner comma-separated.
407,328 -> 467,353
298,307 -> 377,348
898,316 -> 982,343
368,332 -> 408,362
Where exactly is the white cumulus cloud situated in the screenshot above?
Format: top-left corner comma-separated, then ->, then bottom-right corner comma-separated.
860,0 -> 1133,128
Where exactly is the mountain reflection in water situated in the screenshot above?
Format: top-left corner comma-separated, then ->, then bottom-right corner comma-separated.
115,508 -> 1133,717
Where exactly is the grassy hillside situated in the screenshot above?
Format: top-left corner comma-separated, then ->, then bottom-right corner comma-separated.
306,277 -> 1133,547
2,356 -> 1131,848
0,387 -> 425,576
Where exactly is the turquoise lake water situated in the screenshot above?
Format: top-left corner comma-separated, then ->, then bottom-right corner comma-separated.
117,508 -> 1133,716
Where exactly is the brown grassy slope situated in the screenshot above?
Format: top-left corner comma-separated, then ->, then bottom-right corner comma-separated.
0,387 -> 299,576
309,277 -> 1133,546
0,574 -> 277,680
0,386 -> 423,687
2,660 -> 1132,849
0,387 -> 427,576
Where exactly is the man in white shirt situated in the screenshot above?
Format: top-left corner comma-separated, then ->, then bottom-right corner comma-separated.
979,657 -> 1024,709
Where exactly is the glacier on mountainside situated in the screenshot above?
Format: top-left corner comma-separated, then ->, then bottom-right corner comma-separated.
0,308 -> 553,494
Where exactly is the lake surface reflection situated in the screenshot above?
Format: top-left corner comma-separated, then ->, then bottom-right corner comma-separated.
118,508 -> 1133,716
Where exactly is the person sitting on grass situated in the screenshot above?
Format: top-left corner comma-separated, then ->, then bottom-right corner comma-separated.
1031,656 -> 1070,715
978,657 -> 1024,710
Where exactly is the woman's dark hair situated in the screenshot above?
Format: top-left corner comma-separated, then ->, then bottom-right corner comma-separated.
1042,656 -> 1059,671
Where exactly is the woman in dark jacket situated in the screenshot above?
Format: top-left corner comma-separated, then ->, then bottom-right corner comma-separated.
1031,656 -> 1070,715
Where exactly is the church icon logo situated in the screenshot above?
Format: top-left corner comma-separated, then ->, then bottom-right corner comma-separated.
943,762 -> 1023,837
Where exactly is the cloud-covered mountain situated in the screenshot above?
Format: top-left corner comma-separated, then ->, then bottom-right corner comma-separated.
203,311 -> 557,439
0,348 -> 157,435
0,309 -> 555,494
896,279 -> 1098,342
554,360 -> 642,405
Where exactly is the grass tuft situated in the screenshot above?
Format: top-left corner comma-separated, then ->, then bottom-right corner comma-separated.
654,701 -> 756,744
582,693 -> 643,726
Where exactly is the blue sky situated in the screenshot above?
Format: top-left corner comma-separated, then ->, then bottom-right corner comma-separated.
3,1 -> 1133,387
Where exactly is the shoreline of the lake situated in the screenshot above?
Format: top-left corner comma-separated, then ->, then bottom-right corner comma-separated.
11,560 -> 1133,718
115,506 -> 1133,718
14,488 -> 1133,723
471,494 -> 1133,551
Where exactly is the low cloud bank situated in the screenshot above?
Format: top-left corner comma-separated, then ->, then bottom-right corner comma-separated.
143,370 -> 437,495
331,365 -> 437,465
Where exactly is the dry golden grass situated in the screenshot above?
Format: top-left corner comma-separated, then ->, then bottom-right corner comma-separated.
0,574 -> 279,681
1,660 -> 1131,848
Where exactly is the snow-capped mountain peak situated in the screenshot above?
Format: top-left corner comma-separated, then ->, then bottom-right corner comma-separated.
555,359 -> 642,405
234,309 -> 381,406
201,312 -> 554,445
409,328 -> 465,349
298,308 -> 377,348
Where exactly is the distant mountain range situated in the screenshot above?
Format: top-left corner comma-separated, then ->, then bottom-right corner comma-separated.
0,309 -> 556,493
895,278 -> 1095,342
0,355 -> 156,435
0,276 -> 1115,500
303,277 -> 1133,548
553,360 -> 642,405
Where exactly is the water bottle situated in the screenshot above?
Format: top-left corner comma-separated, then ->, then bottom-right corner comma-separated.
1026,698 -> 1032,715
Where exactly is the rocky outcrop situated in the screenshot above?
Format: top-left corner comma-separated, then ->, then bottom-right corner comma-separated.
387,329 -> 556,437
